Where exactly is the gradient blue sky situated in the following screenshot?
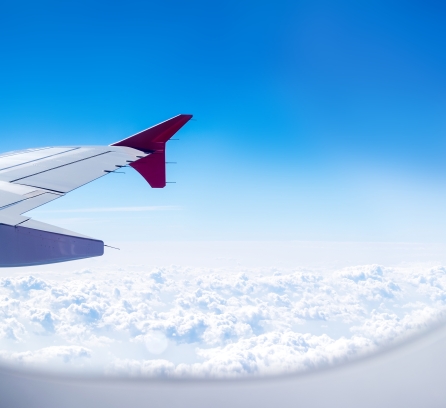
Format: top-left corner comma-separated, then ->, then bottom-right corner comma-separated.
1,1 -> 446,242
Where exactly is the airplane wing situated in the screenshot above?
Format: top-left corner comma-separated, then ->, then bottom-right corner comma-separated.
0,114 -> 192,267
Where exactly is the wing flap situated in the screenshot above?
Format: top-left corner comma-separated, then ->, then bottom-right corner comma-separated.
0,190 -> 25,209
0,147 -> 106,183
13,150 -> 140,193
0,193 -> 62,226
0,147 -> 78,172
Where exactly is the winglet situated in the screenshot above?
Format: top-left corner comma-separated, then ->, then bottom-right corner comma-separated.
111,114 -> 192,188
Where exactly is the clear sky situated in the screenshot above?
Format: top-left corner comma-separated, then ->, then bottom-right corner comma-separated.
1,1 -> 446,242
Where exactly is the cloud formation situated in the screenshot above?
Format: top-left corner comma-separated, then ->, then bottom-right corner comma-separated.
0,264 -> 445,377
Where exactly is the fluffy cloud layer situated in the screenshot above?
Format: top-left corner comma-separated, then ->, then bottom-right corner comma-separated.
0,264 -> 445,377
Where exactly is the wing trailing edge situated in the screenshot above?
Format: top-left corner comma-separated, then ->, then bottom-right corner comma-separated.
111,114 -> 193,188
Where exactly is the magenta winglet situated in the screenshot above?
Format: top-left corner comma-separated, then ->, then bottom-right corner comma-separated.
111,114 -> 192,188
129,153 -> 166,188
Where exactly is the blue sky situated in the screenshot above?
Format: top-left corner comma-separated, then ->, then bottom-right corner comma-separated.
1,1 -> 446,242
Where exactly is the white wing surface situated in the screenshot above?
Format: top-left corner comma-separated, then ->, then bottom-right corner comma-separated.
0,146 -> 145,227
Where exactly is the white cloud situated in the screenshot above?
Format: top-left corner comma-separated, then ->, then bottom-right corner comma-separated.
0,318 -> 26,341
0,346 -> 91,366
0,264 -> 445,378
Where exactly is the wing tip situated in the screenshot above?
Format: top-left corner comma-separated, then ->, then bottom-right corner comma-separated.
112,114 -> 193,188
111,114 -> 193,149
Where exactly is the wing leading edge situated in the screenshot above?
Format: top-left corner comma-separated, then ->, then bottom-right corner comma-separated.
0,114 -> 192,267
